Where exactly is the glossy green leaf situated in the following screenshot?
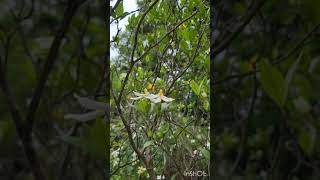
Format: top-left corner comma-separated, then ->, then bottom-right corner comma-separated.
190,80 -> 200,95
114,1 -> 124,17
260,59 -> 285,107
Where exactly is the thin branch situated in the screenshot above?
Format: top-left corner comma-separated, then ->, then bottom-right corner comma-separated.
112,91 -> 157,179
110,159 -> 138,176
213,0 -> 266,56
135,9 -> 199,63
110,8 -> 141,24
213,22 -> 320,85
117,0 -> 160,104
0,61 -> 45,179
130,0 -> 160,63
167,27 -> 205,94
25,0 -> 86,133
231,72 -> 258,174
117,8 -> 198,104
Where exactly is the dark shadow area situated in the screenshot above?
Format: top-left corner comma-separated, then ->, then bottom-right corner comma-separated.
211,0 -> 320,179
0,0 -> 109,179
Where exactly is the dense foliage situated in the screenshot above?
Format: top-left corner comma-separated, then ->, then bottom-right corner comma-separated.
213,0 -> 320,179
1,0 -> 320,179
0,0 -> 108,179
110,0 -> 209,179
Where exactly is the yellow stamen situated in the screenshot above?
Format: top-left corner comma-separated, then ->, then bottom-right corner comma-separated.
144,88 -> 148,94
147,83 -> 155,92
159,89 -> 164,97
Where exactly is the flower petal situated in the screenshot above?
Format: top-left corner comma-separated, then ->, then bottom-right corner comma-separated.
130,96 -> 143,100
145,94 -> 158,99
75,95 -> 108,111
64,110 -> 104,122
161,96 -> 175,102
150,97 -> 161,103
133,92 -> 146,96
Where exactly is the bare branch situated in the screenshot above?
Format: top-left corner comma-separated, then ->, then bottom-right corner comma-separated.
25,0 -> 87,133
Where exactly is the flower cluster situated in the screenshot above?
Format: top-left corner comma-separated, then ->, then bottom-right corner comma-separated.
130,89 -> 174,103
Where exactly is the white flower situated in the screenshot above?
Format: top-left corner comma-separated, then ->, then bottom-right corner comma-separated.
137,166 -> 146,175
192,150 -> 198,157
64,95 -> 108,122
149,89 -> 175,103
130,89 -> 157,100
130,89 -> 174,104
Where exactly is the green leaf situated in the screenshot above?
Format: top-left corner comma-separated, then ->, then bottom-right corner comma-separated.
160,123 -> 169,134
135,99 -> 150,113
60,119 -> 107,160
142,141 -> 153,151
203,101 -> 209,111
260,59 -> 285,107
190,80 -> 200,95
147,129 -> 153,137
200,148 -> 210,160
113,1 -> 124,18
156,123 -> 169,139
299,128 -> 316,155
170,174 -> 178,180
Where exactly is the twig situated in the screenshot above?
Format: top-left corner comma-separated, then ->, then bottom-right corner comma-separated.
0,58 -> 45,179
167,26 -> 205,94
117,0 -> 160,103
25,0 -> 86,133
213,22 -> 320,85
134,9 -> 199,63
231,71 -> 258,174
213,0 -> 266,56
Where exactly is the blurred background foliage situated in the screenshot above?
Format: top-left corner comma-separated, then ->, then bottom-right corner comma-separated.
0,0 -> 108,179
213,0 -> 320,179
